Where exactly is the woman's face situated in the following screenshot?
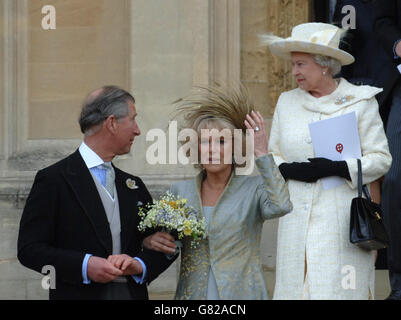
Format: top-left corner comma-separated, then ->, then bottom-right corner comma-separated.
291,52 -> 327,92
198,127 -> 233,174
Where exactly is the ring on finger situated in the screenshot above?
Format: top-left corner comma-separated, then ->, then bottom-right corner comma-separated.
254,126 -> 260,132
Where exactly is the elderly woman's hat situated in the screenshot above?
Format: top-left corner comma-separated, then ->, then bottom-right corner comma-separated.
260,22 -> 354,66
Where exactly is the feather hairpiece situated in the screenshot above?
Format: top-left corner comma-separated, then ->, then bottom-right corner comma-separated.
172,83 -> 256,132
258,33 -> 284,46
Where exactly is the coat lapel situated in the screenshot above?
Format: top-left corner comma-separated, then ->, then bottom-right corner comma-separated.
62,150 -> 113,255
115,169 -> 139,252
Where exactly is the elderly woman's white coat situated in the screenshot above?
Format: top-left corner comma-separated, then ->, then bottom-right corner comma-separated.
269,77 -> 392,299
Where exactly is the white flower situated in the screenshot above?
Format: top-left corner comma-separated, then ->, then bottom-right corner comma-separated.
137,192 -> 207,246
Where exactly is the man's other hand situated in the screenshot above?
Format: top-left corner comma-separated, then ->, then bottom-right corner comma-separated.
107,254 -> 143,276
87,256 -> 123,283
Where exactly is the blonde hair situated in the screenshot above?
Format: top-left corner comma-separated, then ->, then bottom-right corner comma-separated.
195,117 -> 236,134
173,84 -> 255,169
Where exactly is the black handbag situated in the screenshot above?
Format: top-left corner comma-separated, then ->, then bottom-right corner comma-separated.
350,159 -> 389,250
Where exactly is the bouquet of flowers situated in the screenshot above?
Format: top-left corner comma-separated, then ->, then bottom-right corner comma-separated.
138,192 -> 207,250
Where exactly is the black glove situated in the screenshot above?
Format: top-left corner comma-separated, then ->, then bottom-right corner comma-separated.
278,161 -> 320,182
307,157 -> 351,181
279,158 -> 351,182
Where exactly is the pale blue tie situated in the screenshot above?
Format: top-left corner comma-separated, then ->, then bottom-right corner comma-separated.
100,162 -> 115,198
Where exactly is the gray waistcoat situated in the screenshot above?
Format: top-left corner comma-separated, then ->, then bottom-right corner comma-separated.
90,171 -> 121,255
90,172 -> 128,283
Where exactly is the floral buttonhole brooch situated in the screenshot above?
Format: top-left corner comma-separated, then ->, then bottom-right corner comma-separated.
126,178 -> 139,190
335,95 -> 355,105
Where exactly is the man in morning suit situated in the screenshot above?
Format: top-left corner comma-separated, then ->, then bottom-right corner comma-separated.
17,86 -> 177,300
374,0 -> 401,300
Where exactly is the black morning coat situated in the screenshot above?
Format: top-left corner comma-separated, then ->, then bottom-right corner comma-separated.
373,0 -> 401,128
17,150 -> 176,300
373,0 -> 401,273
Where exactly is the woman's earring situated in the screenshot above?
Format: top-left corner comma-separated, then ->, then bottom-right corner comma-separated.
323,71 -> 326,76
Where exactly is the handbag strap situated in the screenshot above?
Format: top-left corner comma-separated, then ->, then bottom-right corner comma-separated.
357,159 -> 372,201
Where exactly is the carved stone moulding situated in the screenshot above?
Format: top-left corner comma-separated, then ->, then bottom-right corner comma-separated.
265,0 -> 311,115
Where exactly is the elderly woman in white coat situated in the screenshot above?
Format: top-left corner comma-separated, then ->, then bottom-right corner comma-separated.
263,23 -> 392,299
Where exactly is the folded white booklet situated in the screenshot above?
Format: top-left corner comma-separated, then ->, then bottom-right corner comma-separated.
308,111 -> 361,190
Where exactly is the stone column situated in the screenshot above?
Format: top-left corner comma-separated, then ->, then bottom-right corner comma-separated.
209,0 -> 241,85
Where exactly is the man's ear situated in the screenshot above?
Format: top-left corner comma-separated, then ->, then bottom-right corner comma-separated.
104,115 -> 118,134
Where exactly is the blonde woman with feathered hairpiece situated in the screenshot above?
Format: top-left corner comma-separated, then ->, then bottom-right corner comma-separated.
262,22 -> 392,299
143,85 -> 292,299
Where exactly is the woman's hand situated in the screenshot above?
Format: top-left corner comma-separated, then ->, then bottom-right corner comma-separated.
244,110 -> 269,158
278,158 -> 351,182
143,231 -> 177,254
307,158 -> 351,180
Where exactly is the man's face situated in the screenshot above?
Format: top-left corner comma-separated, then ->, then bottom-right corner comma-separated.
113,101 -> 141,155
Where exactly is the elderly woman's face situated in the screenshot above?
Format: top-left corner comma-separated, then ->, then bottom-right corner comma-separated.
291,52 -> 326,92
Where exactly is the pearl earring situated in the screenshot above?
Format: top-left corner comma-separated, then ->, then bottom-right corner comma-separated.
323,71 -> 326,75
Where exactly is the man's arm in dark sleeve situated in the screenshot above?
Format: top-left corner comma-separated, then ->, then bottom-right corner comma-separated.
17,170 -> 86,285
374,0 -> 401,60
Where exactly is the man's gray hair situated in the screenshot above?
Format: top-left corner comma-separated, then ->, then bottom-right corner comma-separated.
79,86 -> 135,135
313,54 -> 342,77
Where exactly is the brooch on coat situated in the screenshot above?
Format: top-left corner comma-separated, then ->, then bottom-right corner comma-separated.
335,95 -> 355,105
126,178 -> 139,190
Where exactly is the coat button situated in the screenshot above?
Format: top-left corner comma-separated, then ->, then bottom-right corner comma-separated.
305,137 -> 312,144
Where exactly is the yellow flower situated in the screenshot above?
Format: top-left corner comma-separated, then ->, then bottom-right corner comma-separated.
183,220 -> 192,236
179,199 -> 188,206
168,201 -> 178,209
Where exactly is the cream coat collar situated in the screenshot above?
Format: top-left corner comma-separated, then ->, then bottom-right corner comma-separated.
295,78 -> 383,115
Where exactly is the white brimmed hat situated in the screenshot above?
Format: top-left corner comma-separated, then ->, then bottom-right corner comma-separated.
260,23 -> 354,66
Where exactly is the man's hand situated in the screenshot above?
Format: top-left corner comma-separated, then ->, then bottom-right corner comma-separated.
87,256 -> 123,283
107,254 -> 143,276
143,232 -> 176,254
396,41 -> 401,58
